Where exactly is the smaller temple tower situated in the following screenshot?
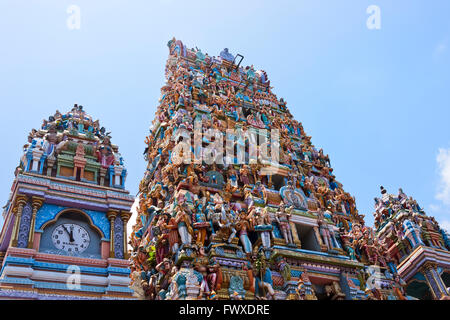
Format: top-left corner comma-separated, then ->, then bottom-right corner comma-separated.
0,104 -> 135,299
373,187 -> 450,300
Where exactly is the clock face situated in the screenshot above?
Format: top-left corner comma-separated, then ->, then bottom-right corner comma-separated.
51,223 -> 91,254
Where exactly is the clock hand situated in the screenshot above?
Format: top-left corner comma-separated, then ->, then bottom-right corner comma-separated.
68,225 -> 75,243
62,224 -> 75,242
61,224 -> 71,239
69,229 -> 74,243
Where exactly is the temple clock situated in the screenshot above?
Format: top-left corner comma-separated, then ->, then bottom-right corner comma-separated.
39,211 -> 102,259
51,223 -> 91,254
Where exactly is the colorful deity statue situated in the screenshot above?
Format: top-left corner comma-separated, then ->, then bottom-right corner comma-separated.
193,246 -> 211,299
235,210 -> 253,254
275,202 -> 294,245
174,195 -> 194,247
97,136 -> 115,168
317,208 -> 333,250
192,201 -> 210,247
154,214 -> 170,264
254,207 -> 273,248
220,48 -> 234,62
163,213 -> 180,254
252,253 -> 275,300
42,124 -> 59,157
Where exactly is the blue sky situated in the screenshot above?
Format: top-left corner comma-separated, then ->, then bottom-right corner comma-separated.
1,0 -> 449,231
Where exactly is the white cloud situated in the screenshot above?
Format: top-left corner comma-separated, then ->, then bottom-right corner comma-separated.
428,203 -> 441,212
436,148 -> 450,205
429,148 -> 450,232
441,220 -> 450,233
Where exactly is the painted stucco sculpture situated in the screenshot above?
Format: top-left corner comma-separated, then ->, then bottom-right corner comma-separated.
127,39 -> 442,300
0,105 -> 135,299
371,187 -> 450,299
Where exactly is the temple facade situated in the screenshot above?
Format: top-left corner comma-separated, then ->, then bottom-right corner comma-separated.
0,105 -> 135,299
126,39 -> 448,300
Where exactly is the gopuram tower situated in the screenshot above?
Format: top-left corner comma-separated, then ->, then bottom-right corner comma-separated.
128,39 -> 412,300
0,104 -> 135,299
372,187 -> 450,300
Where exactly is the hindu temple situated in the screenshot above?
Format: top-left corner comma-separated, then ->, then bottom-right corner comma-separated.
372,186 -> 450,299
0,104 -> 135,299
127,38 -> 450,300
0,39 -> 448,301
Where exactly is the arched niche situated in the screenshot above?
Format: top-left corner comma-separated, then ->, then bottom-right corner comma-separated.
38,209 -> 103,259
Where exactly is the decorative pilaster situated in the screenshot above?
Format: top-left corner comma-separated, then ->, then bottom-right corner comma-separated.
38,153 -> 47,174
99,167 -> 108,186
10,195 -> 28,247
109,165 -> 115,187
114,215 -> 124,259
17,202 -> 33,248
107,210 -> 119,258
113,166 -> 124,188
27,197 -> 45,249
421,262 -> 449,300
46,155 -> 56,176
73,143 -> 87,180
31,147 -> 44,173
313,226 -> 326,250
121,211 -> 131,259
120,168 -> 127,189
289,221 -> 301,248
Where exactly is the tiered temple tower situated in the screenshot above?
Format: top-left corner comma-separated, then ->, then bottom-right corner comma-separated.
127,39 -> 411,300
0,105 -> 135,299
372,187 -> 450,299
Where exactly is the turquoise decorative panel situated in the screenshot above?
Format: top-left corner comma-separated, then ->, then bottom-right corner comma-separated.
35,203 -> 110,240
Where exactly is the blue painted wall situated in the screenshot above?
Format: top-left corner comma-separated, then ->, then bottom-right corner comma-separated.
35,203 -> 110,240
